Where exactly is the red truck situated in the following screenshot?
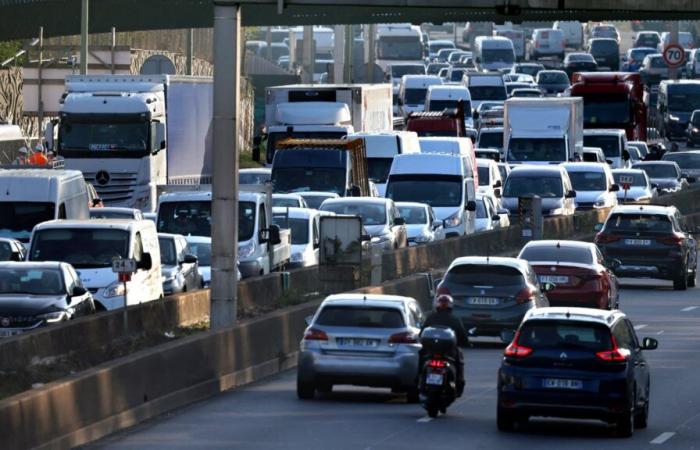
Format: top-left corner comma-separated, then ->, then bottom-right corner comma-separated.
405,101 -> 478,142
569,72 -> 647,141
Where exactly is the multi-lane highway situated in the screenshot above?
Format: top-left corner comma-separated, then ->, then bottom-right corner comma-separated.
93,277 -> 700,449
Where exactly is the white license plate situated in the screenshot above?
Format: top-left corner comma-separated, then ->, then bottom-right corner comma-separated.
543,378 -> 583,390
539,275 -> 569,284
624,239 -> 651,246
468,297 -> 500,305
426,373 -> 444,386
337,338 -> 379,348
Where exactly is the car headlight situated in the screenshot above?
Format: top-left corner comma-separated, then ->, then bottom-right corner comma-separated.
371,233 -> 392,244
37,311 -> 67,323
443,211 -> 462,228
104,281 -> 126,298
594,198 -> 607,207
669,115 -> 680,121
414,232 -> 432,243
692,127 -> 699,134
238,242 -> 255,258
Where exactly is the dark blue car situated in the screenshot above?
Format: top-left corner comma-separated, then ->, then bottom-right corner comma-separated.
497,307 -> 658,437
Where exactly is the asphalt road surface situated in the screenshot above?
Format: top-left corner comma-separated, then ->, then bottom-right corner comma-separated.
93,276 -> 700,450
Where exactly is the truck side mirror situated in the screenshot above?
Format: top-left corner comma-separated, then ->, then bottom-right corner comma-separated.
252,135 -> 262,162
137,253 -> 153,271
155,122 -> 166,152
9,252 -> 22,262
268,224 -> 282,246
44,121 -> 55,151
465,200 -> 477,211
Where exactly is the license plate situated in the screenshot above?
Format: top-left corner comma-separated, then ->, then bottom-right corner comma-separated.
336,338 -> 379,348
468,297 -> 500,305
539,275 -> 569,284
426,373 -> 444,386
543,378 -> 583,390
624,239 -> 651,246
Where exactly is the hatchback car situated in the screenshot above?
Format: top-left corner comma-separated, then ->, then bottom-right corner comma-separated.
501,165 -> 577,217
475,194 -> 509,232
536,70 -> 571,95
612,169 -> 657,204
435,257 -> 550,339
477,158 -> 504,206
0,262 -> 95,336
562,162 -> 619,210
595,205 -> 698,290
273,207 -> 323,267
632,161 -> 691,195
622,47 -> 657,72
396,202 -> 444,246
633,31 -> 660,49
627,141 -> 649,159
587,38 -> 620,71
518,240 -> 619,310
297,294 -> 424,401
497,307 -> 658,437
663,150 -> 700,179
158,233 -> 200,295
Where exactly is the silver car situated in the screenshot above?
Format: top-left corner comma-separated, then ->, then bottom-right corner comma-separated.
396,202 -> 445,246
297,294 -> 424,402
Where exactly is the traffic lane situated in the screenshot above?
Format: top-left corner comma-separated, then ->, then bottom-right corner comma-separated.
93,282 -> 700,450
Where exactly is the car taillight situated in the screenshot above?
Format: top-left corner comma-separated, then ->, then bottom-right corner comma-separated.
436,284 -> 451,297
515,287 -> 535,304
304,328 -> 328,341
596,336 -> 630,362
428,359 -> 447,368
595,232 -> 620,244
504,331 -> 533,358
657,233 -> 684,246
389,331 -> 418,344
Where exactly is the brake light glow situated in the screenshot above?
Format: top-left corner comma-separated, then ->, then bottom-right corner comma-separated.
596,336 -> 630,362
504,330 -> 533,358
515,287 -> 535,304
657,233 -> 684,246
595,232 -> 620,244
389,331 -> 418,344
428,359 -> 447,368
303,328 -> 328,341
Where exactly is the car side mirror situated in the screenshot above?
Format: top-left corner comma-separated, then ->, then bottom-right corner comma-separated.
394,217 -> 406,226
361,233 -> 371,242
606,258 -> 622,270
137,253 -> 153,271
466,200 -> 477,211
641,337 -> 658,351
566,190 -> 577,198
432,219 -> 443,230
686,176 -> 697,183
651,183 -> 658,189
606,159 -> 613,165
494,180 -> 502,188
72,286 -> 87,297
183,254 -> 198,264
155,122 -> 166,152
622,149 -> 630,161
594,223 -> 604,232
610,184 -> 620,192
542,282 -> 556,292
491,214 -> 501,221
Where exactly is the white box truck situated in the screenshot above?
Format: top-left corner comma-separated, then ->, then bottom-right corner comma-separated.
503,97 -> 583,165
262,84 -> 393,164
44,74 -> 213,212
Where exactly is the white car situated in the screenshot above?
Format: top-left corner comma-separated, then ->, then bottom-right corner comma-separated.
612,169 -> 657,204
185,236 -> 241,288
272,193 -> 308,209
475,194 -> 509,232
272,207 -> 324,268
297,191 -> 339,210
395,202 -> 445,246
562,162 -> 619,210
476,158 -> 504,207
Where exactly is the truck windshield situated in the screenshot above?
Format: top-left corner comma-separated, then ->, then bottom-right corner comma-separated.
469,86 -> 506,101
667,86 -> 700,112
367,158 -> 393,184
59,121 -> 149,154
503,176 -> 564,198
583,94 -> 631,126
583,135 -> 621,158
377,37 -> 423,60
482,49 -> 515,64
386,174 -> 463,208
507,138 -> 566,162
273,168 -> 346,195
30,228 -> 129,269
404,88 -> 428,105
428,100 -> 472,112
266,131 -> 347,163
0,202 -> 55,242
157,201 -> 256,241
272,217 -> 309,245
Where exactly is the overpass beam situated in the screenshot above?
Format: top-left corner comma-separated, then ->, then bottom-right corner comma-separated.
80,0 -> 88,74
210,1 -> 241,330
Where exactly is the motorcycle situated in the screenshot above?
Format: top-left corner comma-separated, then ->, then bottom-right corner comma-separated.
419,327 -> 461,418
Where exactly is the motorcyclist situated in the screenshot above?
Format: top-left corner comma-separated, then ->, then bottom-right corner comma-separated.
421,294 -> 468,395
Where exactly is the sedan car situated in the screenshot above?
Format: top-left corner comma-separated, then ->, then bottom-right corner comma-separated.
562,162 -> 619,210
297,294 -> 424,401
0,262 -> 95,337
396,202 -> 444,246
536,70 -> 571,95
663,150 -> 700,180
563,52 -> 598,78
158,233 -> 200,295
498,307 -> 657,437
0,238 -> 25,262
632,161 -> 691,195
595,205 -> 698,290
435,257 -> 550,339
518,240 -> 619,309
612,169 -> 657,204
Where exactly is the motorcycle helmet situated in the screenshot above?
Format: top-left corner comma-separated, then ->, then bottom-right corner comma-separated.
435,294 -> 454,311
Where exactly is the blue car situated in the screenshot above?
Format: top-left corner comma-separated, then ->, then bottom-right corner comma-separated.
497,307 -> 658,437
622,47 -> 657,72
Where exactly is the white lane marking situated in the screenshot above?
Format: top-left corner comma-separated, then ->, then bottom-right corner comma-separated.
650,432 -> 676,445
634,324 -> 648,330
681,306 -> 699,312
417,417 -> 433,423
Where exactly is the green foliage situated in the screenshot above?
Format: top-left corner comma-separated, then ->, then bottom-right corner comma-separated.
0,41 -> 24,65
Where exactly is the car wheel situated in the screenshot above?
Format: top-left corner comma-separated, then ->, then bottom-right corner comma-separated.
406,386 -> 420,404
688,269 -> 697,288
616,407 -> 634,438
296,378 -> 315,400
634,398 -> 649,429
497,406 -> 516,432
316,383 -> 332,394
427,404 -> 440,418
674,263 -> 689,290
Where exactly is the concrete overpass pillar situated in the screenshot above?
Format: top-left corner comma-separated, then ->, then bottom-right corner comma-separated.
210,1 -> 241,329
333,25 -> 345,83
80,0 -> 89,74
301,26 -> 314,83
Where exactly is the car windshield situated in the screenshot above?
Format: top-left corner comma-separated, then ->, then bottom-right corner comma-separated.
520,245 -> 593,264
663,153 -> 700,169
272,197 -> 301,208
378,37 -> 423,60
583,135 -> 621,158
516,65 -> 541,76
630,49 -> 655,61
188,241 -> 211,266
469,86 -> 506,101
507,138 -> 566,162
478,131 -> 503,149
59,121 -> 149,152
518,321 -> 612,351
391,65 -> 426,77
504,176 -> 564,198
397,205 -> 427,224
538,72 -> 568,84
636,164 -> 678,178
158,238 -> 178,266
0,242 -> 15,261
582,94 -> 631,126
240,172 -> 270,185
272,216 -> 309,245
0,202 -> 55,242
650,57 -> 668,69
613,172 -> 647,186
482,49 -> 515,63
321,203 -> 387,226
404,88 -> 428,105
605,213 -> 672,233
157,201 -> 256,241
445,264 -> 524,286
367,157 -> 394,184
477,166 -> 491,186
567,171 -> 607,191
430,43 -> 454,53
316,305 -> 405,328
428,100 -> 471,112
568,54 -> 594,62
30,228 -> 129,269
301,195 -> 333,209
0,268 -> 65,296
386,175 -> 463,207
90,210 -> 136,220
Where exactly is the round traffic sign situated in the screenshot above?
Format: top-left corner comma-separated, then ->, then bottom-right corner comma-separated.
663,43 -> 686,68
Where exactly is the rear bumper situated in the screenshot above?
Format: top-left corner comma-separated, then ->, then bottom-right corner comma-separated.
454,304 -> 531,335
546,289 -> 608,309
608,256 -> 684,279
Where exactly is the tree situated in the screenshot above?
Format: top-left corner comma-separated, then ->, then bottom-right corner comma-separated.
0,41 -> 25,65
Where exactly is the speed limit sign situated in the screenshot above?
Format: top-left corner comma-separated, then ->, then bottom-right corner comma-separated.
663,43 -> 686,68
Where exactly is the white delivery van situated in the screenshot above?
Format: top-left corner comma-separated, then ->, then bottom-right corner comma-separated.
28,219 -> 162,311
462,73 -> 507,111
474,36 -> 516,73
348,131 -> 420,196
554,21 -> 584,49
425,85 -> 475,128
0,169 -> 89,244
398,75 -> 444,118
494,28 -> 526,61
528,29 -> 566,60
385,153 -> 476,238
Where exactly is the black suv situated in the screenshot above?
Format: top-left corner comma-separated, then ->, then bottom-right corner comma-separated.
497,307 -> 658,437
595,205 -> 698,290
587,38 -> 620,71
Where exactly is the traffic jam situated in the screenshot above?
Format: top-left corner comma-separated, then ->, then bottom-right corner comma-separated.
2,18 -> 700,445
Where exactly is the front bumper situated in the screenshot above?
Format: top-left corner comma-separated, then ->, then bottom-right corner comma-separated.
239,259 -> 264,278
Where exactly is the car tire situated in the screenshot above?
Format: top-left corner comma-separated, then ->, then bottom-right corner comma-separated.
616,408 -> 634,438
674,263 -> 689,291
497,406 -> 516,432
427,405 -> 440,418
688,269 -> 697,288
406,386 -> 420,404
296,379 -> 315,400
634,399 -> 649,429
316,383 -> 332,394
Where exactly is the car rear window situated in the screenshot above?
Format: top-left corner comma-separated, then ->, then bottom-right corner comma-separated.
315,306 -> 405,328
605,213 -> 672,233
519,245 -> 593,264
445,264 -> 524,286
519,320 -> 612,351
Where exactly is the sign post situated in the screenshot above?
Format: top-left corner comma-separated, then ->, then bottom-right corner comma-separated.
112,258 -> 136,333
619,175 -> 634,203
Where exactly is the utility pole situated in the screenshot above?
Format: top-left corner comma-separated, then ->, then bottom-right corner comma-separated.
670,21 -> 680,80
186,28 -> 194,75
344,25 -> 353,83
210,1 -> 241,329
333,25 -> 345,83
38,27 -> 44,128
80,0 -> 89,74
302,26 -> 314,83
